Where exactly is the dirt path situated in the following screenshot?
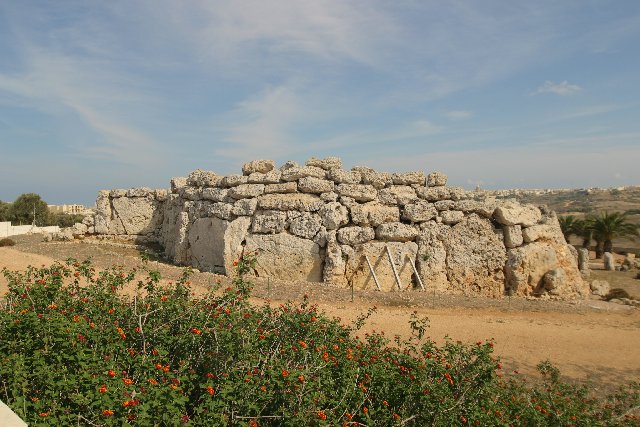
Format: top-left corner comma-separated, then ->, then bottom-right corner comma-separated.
2,237 -> 639,390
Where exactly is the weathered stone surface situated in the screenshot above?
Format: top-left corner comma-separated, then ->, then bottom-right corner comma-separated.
289,212 -> 322,239
257,193 -> 323,211
318,202 -> 349,230
350,202 -> 400,226
187,169 -> 221,187
155,189 -> 169,201
245,233 -> 323,282
337,226 -> 375,245
231,198 -> 258,216
323,242 -> 346,285
110,196 -> 162,235
444,215 -> 507,297
170,177 -> 188,193
247,170 -> 282,184
179,187 -> 202,201
454,199 -> 497,217
126,187 -> 151,197
522,224 -> 564,243
160,200 -> 190,264
251,210 -> 287,233
590,280 -> 610,297
402,201 -> 437,223
242,159 -> 275,175
204,202 -> 234,220
71,222 -> 88,237
279,160 -> 299,171
543,268 -> 568,294
221,174 -> 249,188
434,200 -> 455,211
378,186 -> 418,206
305,156 -> 342,170
503,225 -> 523,248
441,210 -> 464,225
339,196 -> 358,208
345,241 -> 418,291
416,186 -> 466,201
427,171 -> 447,187
110,189 -> 127,198
264,182 -> 298,194
577,247 -> 590,274
416,222 -> 450,293
328,169 -> 361,184
201,187 -> 230,202
228,184 -> 265,199
320,192 -> 339,202
493,201 -> 542,227
603,252 -> 615,271
298,177 -> 335,194
392,171 -> 426,186
187,217 -> 251,274
375,222 -> 419,242
353,166 -> 392,189
336,184 -> 377,202
280,166 -> 326,181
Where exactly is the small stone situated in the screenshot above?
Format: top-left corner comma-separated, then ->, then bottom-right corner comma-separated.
298,177 -> 335,194
427,171 -> 448,187
242,159 -> 276,175
337,226 -> 375,245
305,156 -> 342,170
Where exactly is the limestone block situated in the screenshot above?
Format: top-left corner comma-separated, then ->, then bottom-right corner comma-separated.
402,201 -> 437,223
232,198 -> 258,216
298,177 -> 335,194
543,268 -> 568,294
345,241 -> 418,291
203,202 -> 234,220
179,187 -> 202,201
590,280 -> 610,296
603,252 -> 615,271
82,215 -> 95,226
353,167 -> 393,189
187,169 -> 221,187
313,226 -> 328,247
522,224 -> 563,243
257,193 -> 323,211
279,160 -> 299,171
71,222 -> 88,237
454,199 -> 497,218
201,187 -> 230,202
493,201 -> 542,227
323,242 -> 347,285
110,196 -> 163,235
350,202 -> 400,226
577,248 -> 590,272
228,184 -> 265,199
339,196 -> 358,208
375,222 -> 419,242
187,217 -> 250,274
427,171 -> 448,187
280,166 -> 327,181
127,187 -> 152,197
444,215 -> 507,298
416,186 -> 465,201
320,192 -> 339,202
503,225 -> 523,248
155,189 -> 169,201
328,169 -> 361,184
336,184 -> 377,202
434,200 -> 456,211
264,182 -> 298,194
441,210 -> 464,225
318,202 -> 349,230
170,177 -> 188,193
391,171 -> 426,186
96,191 -> 111,217
378,186 -> 418,206
221,174 -> 249,188
416,223 -> 450,293
245,233 -> 323,282
247,170 -> 282,184
110,189 -> 127,198
289,212 -> 322,239
305,156 -> 342,170
242,159 -> 276,175
337,226 -> 375,245
252,210 -> 288,234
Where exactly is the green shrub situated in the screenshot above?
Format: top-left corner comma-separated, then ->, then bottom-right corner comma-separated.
0,258 -> 638,426
0,237 -> 15,247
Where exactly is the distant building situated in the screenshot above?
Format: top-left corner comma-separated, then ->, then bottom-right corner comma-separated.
48,204 -> 94,216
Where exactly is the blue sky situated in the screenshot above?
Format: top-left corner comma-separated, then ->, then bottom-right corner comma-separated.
1,1 -> 639,205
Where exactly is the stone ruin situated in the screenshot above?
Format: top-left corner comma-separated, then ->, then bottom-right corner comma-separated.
84,157 -> 589,299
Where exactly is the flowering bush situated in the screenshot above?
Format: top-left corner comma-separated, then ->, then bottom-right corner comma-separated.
0,258 -> 638,426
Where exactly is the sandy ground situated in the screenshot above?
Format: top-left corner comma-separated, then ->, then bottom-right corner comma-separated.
1,237 -> 639,391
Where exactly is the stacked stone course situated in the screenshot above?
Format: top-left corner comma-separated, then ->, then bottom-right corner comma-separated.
90,156 -> 589,299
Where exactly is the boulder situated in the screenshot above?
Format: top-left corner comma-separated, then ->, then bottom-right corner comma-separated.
375,222 -> 419,242
543,268 -> 568,294
427,171 -> 447,187
350,202 -> 400,227
493,201 -> 542,227
245,233 -> 323,282
590,280 -> 610,297
402,201 -> 437,223
242,159 -> 276,175
257,193 -> 323,211
336,184 -> 377,202
298,177 -> 335,194
337,226 -> 375,245
318,202 -> 349,230
305,156 -> 342,170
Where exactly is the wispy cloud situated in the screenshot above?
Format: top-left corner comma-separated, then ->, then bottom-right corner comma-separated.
534,80 -> 583,96
446,111 -> 474,120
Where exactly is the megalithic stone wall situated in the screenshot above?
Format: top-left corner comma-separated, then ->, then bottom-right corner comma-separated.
91,157 -> 589,299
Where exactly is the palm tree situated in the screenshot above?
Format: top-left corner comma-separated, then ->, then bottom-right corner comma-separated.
573,217 -> 594,249
558,215 -> 578,242
589,211 -> 639,256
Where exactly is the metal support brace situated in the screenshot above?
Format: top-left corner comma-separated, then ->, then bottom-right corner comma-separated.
407,254 -> 425,291
385,245 -> 403,290
364,255 -> 382,291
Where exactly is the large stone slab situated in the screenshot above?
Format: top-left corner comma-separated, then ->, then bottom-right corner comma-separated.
257,193 -> 323,211
187,217 -> 251,274
245,233 -> 323,282
110,196 -> 163,235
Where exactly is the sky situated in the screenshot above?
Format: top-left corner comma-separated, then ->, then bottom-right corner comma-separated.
1,1 -> 639,206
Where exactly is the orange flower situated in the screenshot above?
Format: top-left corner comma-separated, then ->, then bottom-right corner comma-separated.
98,384 -> 107,393
316,410 -> 327,420
281,370 -> 289,377
102,409 -> 114,417
122,378 -> 133,385
160,295 -> 168,301
107,370 -> 116,377
39,412 -> 49,417
206,386 -> 215,395
249,420 -> 258,427
191,328 -> 202,335
148,378 -> 158,385
298,340 -> 307,348
297,375 -> 305,382
362,406 -> 369,414
393,413 -> 400,420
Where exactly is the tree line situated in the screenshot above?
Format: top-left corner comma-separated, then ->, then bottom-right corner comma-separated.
559,211 -> 639,257
0,193 -> 84,228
